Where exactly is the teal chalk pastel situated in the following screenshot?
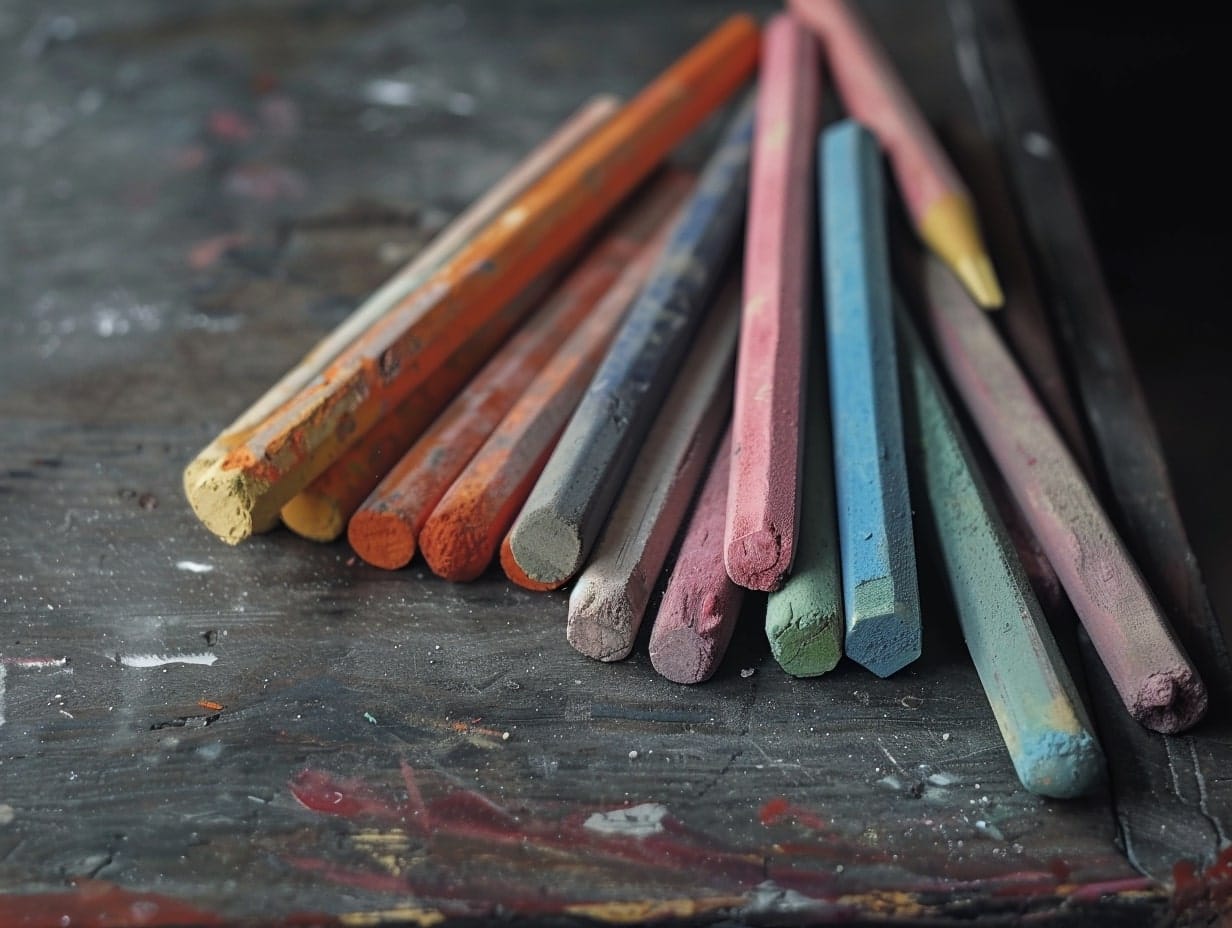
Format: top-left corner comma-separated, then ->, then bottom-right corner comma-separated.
898,310 -> 1103,798
820,121 -> 920,678
765,338 -> 842,677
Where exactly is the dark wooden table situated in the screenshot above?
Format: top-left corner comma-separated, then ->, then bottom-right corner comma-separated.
2,2 -> 1228,924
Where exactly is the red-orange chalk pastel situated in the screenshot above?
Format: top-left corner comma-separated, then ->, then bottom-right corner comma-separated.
183,16 -> 760,544
348,173 -> 693,570
416,202 -> 679,581
726,14 -> 820,592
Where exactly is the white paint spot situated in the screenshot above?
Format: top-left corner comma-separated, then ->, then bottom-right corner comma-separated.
175,560 -> 214,574
0,664 -> 7,727
975,819 -> 1006,841
878,775 -> 902,790
117,652 -> 218,668
0,657 -> 68,669
363,78 -> 418,107
928,772 -> 956,787
0,803 -> 14,825
583,802 -> 669,838
1022,132 -> 1054,159
740,668 -> 755,678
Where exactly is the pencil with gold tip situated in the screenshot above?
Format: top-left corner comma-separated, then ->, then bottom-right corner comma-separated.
789,0 -> 1003,308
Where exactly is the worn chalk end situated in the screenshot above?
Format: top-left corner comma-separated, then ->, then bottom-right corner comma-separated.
1131,668 -> 1208,734
845,603 -> 921,678
419,510 -> 489,583
725,527 -> 790,592
1014,730 -> 1105,800
767,603 -> 843,678
499,535 -> 565,591
649,627 -> 713,685
568,579 -> 637,662
184,462 -> 279,545
348,510 -> 417,570
281,493 -> 344,543
508,507 -> 584,588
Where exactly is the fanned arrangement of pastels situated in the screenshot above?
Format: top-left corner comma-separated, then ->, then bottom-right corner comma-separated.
184,2 -> 1210,799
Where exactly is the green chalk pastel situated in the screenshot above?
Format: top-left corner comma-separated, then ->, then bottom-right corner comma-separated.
898,308 -> 1103,799
765,343 -> 843,677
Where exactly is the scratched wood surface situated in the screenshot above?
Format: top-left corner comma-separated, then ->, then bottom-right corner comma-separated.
0,2 -> 1226,925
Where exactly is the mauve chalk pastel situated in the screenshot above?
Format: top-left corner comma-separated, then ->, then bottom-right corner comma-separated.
920,256 -> 1206,733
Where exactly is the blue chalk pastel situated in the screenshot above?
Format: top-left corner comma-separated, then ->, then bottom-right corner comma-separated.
509,94 -> 755,587
897,311 -> 1103,798
820,121 -> 921,677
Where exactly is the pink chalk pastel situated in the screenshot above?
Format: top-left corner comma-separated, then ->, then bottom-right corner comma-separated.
920,256 -> 1206,734
726,14 -> 820,592
651,429 -> 745,684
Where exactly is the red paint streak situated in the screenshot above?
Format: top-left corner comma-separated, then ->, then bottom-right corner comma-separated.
760,797 -> 790,825
289,768 -> 404,822
0,880 -> 222,928
758,797 -> 830,832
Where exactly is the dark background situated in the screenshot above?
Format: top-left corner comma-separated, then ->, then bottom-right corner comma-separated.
1017,4 -> 1231,627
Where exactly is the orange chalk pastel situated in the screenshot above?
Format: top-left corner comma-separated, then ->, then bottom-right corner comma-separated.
417,202 -> 680,581
348,173 -> 693,570
500,533 -> 564,592
183,17 -> 760,544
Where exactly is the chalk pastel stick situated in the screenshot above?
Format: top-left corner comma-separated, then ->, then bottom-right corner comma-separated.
417,199 -> 682,582
509,95 -> 755,588
764,339 -> 842,678
568,283 -> 740,662
280,276 -> 554,543
346,172 -> 693,570
920,256 -> 1206,733
649,429 -> 745,684
183,17 -> 759,544
898,309 -> 1103,798
182,96 -> 618,539
789,0 -> 1002,309
726,15 -> 820,592
821,121 -> 920,678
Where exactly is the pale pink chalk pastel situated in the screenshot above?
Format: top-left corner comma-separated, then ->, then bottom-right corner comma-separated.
921,257 -> 1206,734
652,429 -> 745,684
726,14 -> 820,592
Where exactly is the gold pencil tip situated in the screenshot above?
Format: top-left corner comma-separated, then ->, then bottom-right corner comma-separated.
955,252 -> 1005,310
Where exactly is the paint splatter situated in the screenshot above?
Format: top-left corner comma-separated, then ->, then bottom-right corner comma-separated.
176,560 -> 215,573
117,652 -> 218,668
583,803 -> 669,838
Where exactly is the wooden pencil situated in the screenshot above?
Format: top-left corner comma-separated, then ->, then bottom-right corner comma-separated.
183,16 -> 760,544
649,428 -> 745,684
416,198 -> 684,582
509,94 -> 755,588
789,0 -> 1003,309
280,276 -> 553,542
898,308 -> 1103,799
346,172 -> 693,570
920,255 -> 1206,733
182,95 -> 619,538
567,282 -> 739,662
725,14 -> 820,593
822,121 -> 920,679
764,337 -> 842,678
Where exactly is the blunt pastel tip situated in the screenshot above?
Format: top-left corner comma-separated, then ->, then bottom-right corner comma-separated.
845,603 -> 921,679
1015,730 -> 1105,800
955,251 -> 1005,310
649,627 -> 711,685
1132,669 -> 1208,734
508,509 -> 584,588
725,528 -> 788,592
767,605 -> 843,678
567,580 -> 636,662
348,510 -> 417,570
